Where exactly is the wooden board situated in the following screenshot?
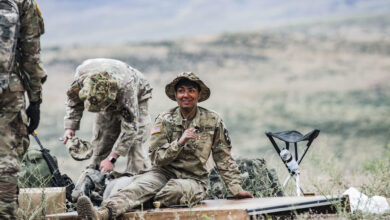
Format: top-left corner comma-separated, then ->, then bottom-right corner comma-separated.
46,195 -> 347,220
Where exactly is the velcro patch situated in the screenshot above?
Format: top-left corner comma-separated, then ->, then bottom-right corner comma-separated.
151,125 -> 161,135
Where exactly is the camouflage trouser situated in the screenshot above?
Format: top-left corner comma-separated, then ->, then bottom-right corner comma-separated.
0,90 -> 29,219
102,168 -> 207,217
90,100 -> 151,174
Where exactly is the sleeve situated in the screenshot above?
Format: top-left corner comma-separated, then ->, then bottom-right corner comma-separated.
18,0 -> 47,102
112,119 -> 137,157
148,116 -> 184,166
212,119 -> 244,196
63,81 -> 84,130
137,99 -> 151,144
138,77 -> 153,102
112,82 -> 142,156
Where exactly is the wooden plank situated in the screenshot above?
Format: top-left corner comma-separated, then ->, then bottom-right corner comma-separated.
46,196 -> 346,220
123,209 -> 248,220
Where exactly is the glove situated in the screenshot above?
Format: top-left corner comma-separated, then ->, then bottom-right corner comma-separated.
26,100 -> 41,134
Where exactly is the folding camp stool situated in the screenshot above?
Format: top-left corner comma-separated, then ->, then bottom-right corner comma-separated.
265,129 -> 320,196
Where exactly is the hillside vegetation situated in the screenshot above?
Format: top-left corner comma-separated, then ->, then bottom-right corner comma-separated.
36,13 -> 390,202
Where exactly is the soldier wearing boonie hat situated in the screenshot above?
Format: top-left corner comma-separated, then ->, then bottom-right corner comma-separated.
77,72 -> 253,220
63,58 -> 153,181
78,71 -> 118,112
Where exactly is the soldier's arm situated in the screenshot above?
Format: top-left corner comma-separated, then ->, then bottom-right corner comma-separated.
149,116 -> 184,166
18,0 -> 46,102
64,81 -> 84,130
211,119 -> 244,196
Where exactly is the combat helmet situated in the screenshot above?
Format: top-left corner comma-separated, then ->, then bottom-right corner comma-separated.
165,72 -> 210,102
78,71 -> 118,112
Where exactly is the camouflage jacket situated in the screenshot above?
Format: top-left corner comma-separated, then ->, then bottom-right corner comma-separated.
149,106 -> 244,195
7,0 -> 46,102
64,58 -> 152,156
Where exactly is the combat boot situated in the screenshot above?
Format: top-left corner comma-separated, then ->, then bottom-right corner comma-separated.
77,196 -> 109,220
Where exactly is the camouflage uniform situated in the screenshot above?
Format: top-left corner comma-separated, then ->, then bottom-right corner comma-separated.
100,74 -> 243,218
0,0 -> 46,218
64,58 -> 152,174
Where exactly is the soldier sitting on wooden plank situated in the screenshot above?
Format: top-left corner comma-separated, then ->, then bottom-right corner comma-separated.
77,72 -> 253,220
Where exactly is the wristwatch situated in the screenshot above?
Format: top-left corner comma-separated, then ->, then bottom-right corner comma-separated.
108,156 -> 117,164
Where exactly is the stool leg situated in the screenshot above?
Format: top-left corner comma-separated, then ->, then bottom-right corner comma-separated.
296,173 -> 300,196
283,175 -> 292,188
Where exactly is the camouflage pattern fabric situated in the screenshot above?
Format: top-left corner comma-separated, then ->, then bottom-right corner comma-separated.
78,71 -> 118,112
0,172 -> 18,219
0,1 -> 46,218
102,168 -> 206,217
0,0 -> 18,91
64,58 -> 152,174
149,106 -> 244,195
99,106 -> 243,217
0,91 -> 29,219
72,168 -> 106,205
6,0 -> 46,102
66,136 -> 93,161
165,72 -> 210,102
207,158 -> 284,199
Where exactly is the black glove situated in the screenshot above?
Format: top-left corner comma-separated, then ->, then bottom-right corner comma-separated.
26,100 -> 41,134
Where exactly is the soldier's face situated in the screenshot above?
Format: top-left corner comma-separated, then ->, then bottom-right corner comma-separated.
175,85 -> 200,110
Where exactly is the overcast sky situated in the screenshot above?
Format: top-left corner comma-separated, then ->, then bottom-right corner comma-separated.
37,0 -> 390,47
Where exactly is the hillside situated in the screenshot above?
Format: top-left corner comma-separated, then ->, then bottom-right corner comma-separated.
36,12 -> 390,196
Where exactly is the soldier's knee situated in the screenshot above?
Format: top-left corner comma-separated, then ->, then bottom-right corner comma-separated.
154,181 -> 180,206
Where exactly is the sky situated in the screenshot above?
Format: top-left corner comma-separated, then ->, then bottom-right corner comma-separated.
37,0 -> 390,47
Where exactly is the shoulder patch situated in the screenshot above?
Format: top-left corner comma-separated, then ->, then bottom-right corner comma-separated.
151,124 -> 162,135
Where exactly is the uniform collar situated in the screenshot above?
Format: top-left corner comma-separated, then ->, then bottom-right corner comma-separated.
174,106 -> 201,129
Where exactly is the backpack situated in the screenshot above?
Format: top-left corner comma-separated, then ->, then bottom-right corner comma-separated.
19,149 -> 59,188
0,0 -> 19,91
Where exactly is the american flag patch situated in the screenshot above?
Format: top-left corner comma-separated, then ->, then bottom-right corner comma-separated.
151,125 -> 161,134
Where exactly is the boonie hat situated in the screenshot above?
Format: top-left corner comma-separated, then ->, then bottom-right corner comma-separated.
165,72 -> 210,102
78,71 -> 118,112
66,136 -> 93,161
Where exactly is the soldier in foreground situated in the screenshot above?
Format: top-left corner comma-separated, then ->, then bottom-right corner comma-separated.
62,58 -> 152,174
0,0 -> 46,218
77,72 -> 253,219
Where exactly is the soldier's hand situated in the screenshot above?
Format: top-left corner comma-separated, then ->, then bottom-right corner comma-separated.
234,191 -> 254,199
26,101 -> 41,134
178,128 -> 200,146
63,128 -> 75,144
100,158 -> 114,173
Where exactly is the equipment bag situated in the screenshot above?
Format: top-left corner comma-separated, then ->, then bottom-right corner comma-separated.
19,149 -> 59,188
0,0 -> 19,91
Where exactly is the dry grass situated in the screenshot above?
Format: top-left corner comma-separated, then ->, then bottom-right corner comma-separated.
31,12 -> 390,218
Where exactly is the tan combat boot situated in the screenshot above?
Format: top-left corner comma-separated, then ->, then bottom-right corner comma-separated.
77,196 -> 109,220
